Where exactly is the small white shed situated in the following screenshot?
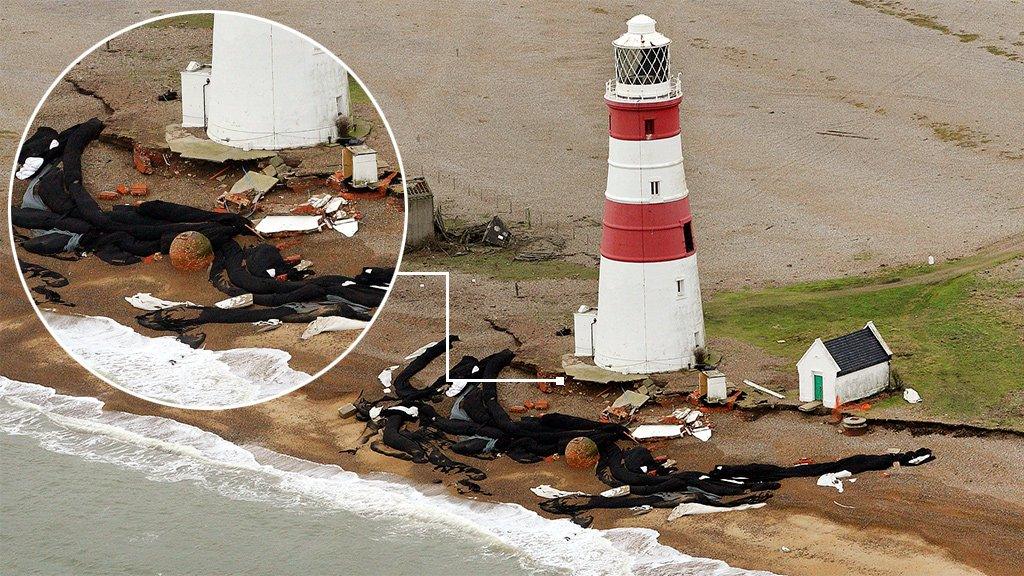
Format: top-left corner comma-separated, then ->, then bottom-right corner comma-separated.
700,369 -> 727,402
344,145 -> 378,187
797,322 -> 892,408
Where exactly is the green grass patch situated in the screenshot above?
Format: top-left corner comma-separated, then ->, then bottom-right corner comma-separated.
145,13 -> 214,29
982,45 -> 1021,61
705,257 -> 1024,428
955,32 -> 980,42
411,251 -> 598,282
349,77 -> 371,106
930,122 -> 989,148
904,14 -> 950,34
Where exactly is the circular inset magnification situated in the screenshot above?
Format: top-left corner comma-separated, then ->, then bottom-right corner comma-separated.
8,11 -> 406,409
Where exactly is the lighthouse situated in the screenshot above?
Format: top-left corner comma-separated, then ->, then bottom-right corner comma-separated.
180,13 -> 349,150
575,15 -> 705,374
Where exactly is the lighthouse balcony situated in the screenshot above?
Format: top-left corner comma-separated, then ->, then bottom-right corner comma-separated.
605,74 -> 681,102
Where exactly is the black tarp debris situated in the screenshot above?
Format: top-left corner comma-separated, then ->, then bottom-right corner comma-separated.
11,118 -> 394,335
358,341 -> 936,518
19,260 -> 74,307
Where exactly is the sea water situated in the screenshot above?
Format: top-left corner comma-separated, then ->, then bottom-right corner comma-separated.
41,311 -> 310,408
0,377 -> 771,576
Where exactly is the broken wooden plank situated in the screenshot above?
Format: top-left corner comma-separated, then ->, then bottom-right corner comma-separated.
743,379 -> 785,399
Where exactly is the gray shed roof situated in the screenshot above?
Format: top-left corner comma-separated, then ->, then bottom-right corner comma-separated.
823,327 -> 892,376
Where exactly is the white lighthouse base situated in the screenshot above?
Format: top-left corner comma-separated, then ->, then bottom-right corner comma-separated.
592,256 -> 705,374
204,13 -> 348,150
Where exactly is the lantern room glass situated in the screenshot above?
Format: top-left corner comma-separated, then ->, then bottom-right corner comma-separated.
614,45 -> 669,85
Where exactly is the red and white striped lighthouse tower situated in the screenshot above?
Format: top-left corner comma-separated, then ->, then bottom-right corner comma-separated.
581,14 -> 705,374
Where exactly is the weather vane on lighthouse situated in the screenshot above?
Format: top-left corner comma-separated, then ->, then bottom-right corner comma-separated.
574,14 -> 706,374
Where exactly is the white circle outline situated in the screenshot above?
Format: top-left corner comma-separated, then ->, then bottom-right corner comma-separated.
6,9 -> 409,411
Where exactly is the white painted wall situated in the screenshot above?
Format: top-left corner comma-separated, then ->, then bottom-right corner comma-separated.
594,255 -> 704,373
606,136 -> 688,204
835,362 -> 889,407
205,13 -> 348,150
797,338 -> 838,405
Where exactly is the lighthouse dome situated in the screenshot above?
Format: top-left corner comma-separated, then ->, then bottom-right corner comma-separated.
614,14 -> 670,48
626,14 -> 657,34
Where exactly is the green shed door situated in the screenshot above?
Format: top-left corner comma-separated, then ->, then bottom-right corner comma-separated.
813,374 -> 824,401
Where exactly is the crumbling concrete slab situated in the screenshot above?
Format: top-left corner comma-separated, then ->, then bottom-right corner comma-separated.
562,354 -> 647,384
798,400 -> 823,413
230,170 -> 278,194
337,403 -> 358,419
165,124 -> 276,162
611,390 -> 650,412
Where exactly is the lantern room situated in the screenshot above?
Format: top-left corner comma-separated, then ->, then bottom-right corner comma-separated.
609,14 -> 676,100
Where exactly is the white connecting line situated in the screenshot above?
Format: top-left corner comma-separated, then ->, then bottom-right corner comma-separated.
395,271 -> 565,387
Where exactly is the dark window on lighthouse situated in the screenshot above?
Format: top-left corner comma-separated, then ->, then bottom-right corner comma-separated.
683,222 -> 695,253
650,181 -> 660,196
644,118 -> 655,138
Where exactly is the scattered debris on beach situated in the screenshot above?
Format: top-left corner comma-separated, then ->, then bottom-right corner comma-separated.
11,118 -> 396,349
346,338 -> 936,527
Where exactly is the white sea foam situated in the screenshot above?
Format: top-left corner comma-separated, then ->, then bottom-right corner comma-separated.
0,377 -> 774,576
41,311 -> 310,408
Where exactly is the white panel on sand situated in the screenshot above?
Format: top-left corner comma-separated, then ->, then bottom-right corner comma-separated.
206,13 -> 348,150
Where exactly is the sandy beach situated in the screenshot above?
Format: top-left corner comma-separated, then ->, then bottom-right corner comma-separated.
3,2 -> 1023,575
3,268 -> 1023,575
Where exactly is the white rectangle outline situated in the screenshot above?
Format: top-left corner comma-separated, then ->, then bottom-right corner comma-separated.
396,271 -> 564,386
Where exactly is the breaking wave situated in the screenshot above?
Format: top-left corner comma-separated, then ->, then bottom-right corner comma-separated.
41,311 -> 309,408
0,377 -> 773,576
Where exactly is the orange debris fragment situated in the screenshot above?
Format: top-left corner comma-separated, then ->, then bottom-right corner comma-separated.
132,144 -> 153,174
290,204 -> 320,215
274,239 -> 302,251
327,171 -> 346,191
376,170 -> 399,194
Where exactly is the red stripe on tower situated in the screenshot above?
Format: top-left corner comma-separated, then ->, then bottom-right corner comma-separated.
606,97 -> 682,141
600,197 -> 694,262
